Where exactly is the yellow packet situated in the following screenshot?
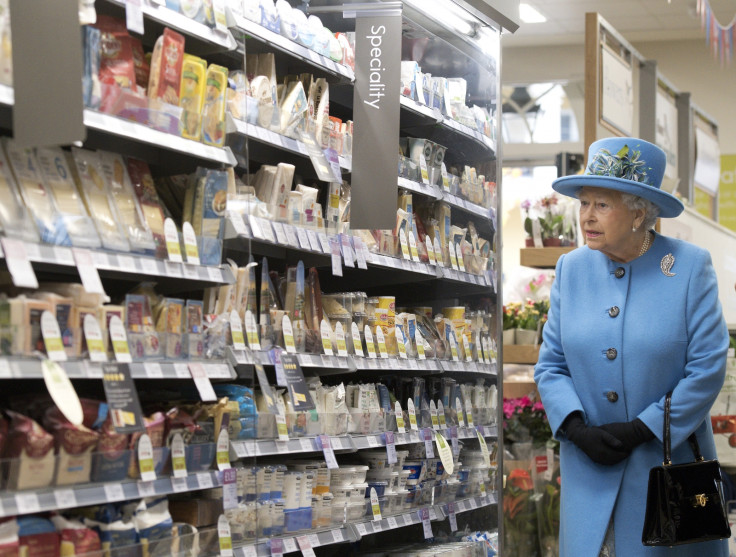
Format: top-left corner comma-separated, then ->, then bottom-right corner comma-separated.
179,54 -> 207,141
201,64 -> 229,147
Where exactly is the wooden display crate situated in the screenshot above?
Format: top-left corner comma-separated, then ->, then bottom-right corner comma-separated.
503,344 -> 541,364
503,380 -> 539,400
520,247 -> 576,268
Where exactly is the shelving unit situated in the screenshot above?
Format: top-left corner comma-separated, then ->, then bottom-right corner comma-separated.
519,247 -> 575,268
0,1 -> 508,555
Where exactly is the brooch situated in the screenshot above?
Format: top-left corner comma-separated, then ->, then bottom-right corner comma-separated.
661,253 -> 676,277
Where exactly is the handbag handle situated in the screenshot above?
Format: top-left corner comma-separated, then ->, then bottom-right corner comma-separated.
663,391 -> 704,465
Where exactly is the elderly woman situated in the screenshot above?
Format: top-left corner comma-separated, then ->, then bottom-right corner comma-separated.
534,137 -> 729,556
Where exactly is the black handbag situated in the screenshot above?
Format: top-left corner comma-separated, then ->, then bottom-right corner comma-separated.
642,392 -> 731,546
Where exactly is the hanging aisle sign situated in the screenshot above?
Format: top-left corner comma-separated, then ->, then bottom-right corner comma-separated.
350,4 -> 402,230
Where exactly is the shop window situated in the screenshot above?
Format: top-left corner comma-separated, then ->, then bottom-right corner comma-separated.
502,83 -> 580,144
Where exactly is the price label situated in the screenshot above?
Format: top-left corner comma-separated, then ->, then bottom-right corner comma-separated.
441,163 -> 450,191
243,310 -> 260,350
425,237 -> 437,265
395,401 -> 405,433
276,409 -> 289,442
307,534 -> 320,548
216,429 -> 231,470
229,310 -> 246,351
429,400 -> 439,430
330,236 -> 343,277
296,535 -> 316,557
222,468 -> 238,510
419,156 -> 429,184
15,492 -> 40,514
138,480 -> 156,497
423,428 -> 435,458
182,222 -> 200,265
54,489 -> 77,509
228,212 -> 248,236
300,438 -> 314,452
433,236 -> 443,267
447,501 -> 458,531
399,229 -> 410,260
364,326 -> 377,358
375,326 -> 388,358
196,472 -> 214,490
41,310 -> 67,361
172,476 -> 189,493
407,398 -> 418,431
449,332 -> 459,362
0,239 -> 36,288
248,215 -> 264,239
477,428 -> 491,467
409,231 -> 420,262
395,327 -> 407,359
387,516 -> 398,529
456,242 -> 466,272
355,523 -> 368,536
269,539 -> 283,557
218,515 -> 233,557
415,330 -> 427,360
83,314 -> 107,362
385,431 -> 397,464
282,315 -> 296,353
463,335 -> 473,363
351,322 -> 364,357
282,539 -> 297,553
272,221 -> 288,245
437,400 -> 447,428
448,241 -> 459,270
125,0 -> 144,34
339,234 -> 354,267
419,508 -> 433,539
171,433 -> 188,478
319,435 -> 338,469
73,248 -> 106,296
434,431 -> 454,475
318,319 -> 333,355
104,483 -> 125,501
297,227 -> 311,250
370,487 -> 382,521
307,230 -> 321,252
109,316 -> 132,363
164,218 -> 183,263
353,237 -> 368,269
465,400 -> 474,428
42,359 -> 83,426
189,362 -> 217,402
284,225 -> 299,248
455,397 -> 465,427
138,433 -> 156,481
331,529 -> 344,543
335,321 -> 348,357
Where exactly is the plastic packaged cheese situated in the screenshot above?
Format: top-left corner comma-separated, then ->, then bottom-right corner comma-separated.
0,143 -> 38,242
35,147 -> 102,249
179,54 -> 207,141
126,158 -> 167,259
147,28 -> 186,105
70,148 -> 131,253
97,151 -> 156,253
3,137 -> 70,245
201,64 -> 228,146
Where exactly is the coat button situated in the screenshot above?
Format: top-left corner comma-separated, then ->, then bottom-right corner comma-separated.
606,348 -> 617,360
609,306 -> 620,317
607,391 -> 619,403
614,267 -> 625,278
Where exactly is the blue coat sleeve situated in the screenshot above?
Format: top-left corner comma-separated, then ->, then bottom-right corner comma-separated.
637,248 -> 728,448
534,254 -> 585,437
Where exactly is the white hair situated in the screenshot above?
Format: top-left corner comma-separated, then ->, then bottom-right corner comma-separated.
620,192 -> 660,230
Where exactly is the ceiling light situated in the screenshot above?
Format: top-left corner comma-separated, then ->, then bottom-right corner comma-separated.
403,0 -> 475,36
519,3 -> 547,24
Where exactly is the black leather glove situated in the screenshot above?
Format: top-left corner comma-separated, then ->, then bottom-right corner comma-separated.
563,412 -> 631,465
599,419 -> 655,451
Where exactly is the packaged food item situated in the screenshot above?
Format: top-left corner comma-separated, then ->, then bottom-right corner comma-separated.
165,406 -> 214,472
155,297 -> 185,359
91,409 -> 130,483
4,411 -> 55,490
201,64 -> 228,146
3,138 -> 70,245
190,168 -> 229,238
35,146 -> 101,249
0,143 -> 38,242
186,299 -> 204,359
179,54 -> 207,141
44,405 -> 99,485
97,151 -> 156,253
0,518 -> 19,556
125,293 -> 160,359
126,158 -> 168,259
130,36 -> 150,90
17,516 -> 59,557
83,505 -> 137,555
128,411 -> 167,478
147,27 -> 186,105
133,497 -> 174,554
50,515 -> 102,556
95,21 -> 136,89
82,25 -> 102,109
70,148 -> 131,253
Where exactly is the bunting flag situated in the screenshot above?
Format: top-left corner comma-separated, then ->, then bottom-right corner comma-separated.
696,0 -> 736,64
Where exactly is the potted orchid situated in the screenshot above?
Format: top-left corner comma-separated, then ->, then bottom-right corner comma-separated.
503,303 -> 521,345
522,194 -> 576,247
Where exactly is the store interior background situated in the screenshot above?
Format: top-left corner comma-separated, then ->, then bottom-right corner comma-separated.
499,0 -> 736,318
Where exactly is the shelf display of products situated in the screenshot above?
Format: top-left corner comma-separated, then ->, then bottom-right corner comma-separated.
0,0 -> 507,555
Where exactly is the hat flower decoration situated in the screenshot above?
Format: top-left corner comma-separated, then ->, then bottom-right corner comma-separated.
587,145 -> 650,184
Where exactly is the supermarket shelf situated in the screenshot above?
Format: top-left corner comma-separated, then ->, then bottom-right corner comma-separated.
83,109 -> 236,172
519,246 -> 575,268
97,0 -> 237,54
0,470 -> 221,518
0,357 -> 236,380
228,12 -> 355,84
502,344 -> 540,364
398,96 -> 496,160
439,493 -> 499,517
0,240 -> 234,288
234,525 -> 355,556
230,435 -> 353,459
351,425 -> 497,451
227,115 -> 351,173
397,177 -> 493,222
352,356 -> 442,374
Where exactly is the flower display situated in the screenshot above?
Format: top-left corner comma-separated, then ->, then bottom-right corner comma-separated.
503,396 -> 555,448
503,303 -> 521,330
504,467 -> 540,557
522,193 -> 577,246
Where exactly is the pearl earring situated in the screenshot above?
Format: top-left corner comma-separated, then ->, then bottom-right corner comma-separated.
632,226 -> 637,232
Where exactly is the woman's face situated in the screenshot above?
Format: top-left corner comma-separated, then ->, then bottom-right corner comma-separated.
578,187 -> 645,263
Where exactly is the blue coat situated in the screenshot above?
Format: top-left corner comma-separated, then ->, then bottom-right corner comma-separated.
534,232 -> 729,557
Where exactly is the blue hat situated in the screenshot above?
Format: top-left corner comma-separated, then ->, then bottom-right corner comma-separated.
552,137 -> 684,218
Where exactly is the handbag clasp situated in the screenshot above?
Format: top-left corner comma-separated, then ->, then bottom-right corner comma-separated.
693,494 -> 708,507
